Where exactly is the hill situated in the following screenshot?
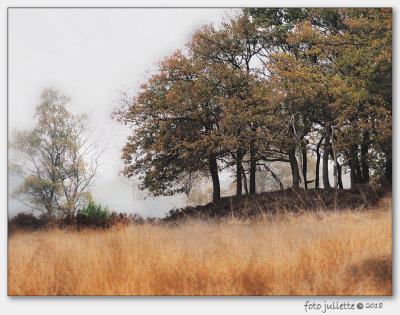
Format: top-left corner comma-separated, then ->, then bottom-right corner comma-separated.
163,184 -> 390,222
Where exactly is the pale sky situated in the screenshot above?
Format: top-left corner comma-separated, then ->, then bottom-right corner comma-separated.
8,8 -> 230,217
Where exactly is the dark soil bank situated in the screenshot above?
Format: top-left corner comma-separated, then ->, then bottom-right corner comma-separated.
163,184 -> 391,222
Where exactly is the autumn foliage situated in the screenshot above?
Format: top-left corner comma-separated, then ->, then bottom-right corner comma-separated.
113,9 -> 392,202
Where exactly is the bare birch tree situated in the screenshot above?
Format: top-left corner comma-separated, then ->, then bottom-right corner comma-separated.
9,89 -> 101,217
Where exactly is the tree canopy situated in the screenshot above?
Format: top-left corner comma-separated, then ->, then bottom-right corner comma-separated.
10,89 -> 100,217
114,8 -> 392,204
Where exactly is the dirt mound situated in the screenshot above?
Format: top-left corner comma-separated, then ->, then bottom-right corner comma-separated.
163,184 -> 390,222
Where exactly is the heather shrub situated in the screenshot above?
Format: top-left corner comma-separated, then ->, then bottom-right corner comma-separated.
8,212 -> 55,233
8,213 -> 40,232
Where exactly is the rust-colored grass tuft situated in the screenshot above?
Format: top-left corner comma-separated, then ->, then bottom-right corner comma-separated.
8,197 -> 392,296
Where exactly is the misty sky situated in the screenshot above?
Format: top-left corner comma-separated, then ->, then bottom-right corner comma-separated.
8,8 -> 232,218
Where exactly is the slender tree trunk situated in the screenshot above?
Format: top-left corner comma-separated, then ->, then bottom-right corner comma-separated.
350,162 -> 357,189
349,144 -> 362,188
331,129 -> 338,210
384,150 -> 392,185
208,154 -> 220,202
323,123 -> 331,189
322,147 -> 331,189
288,148 -> 300,188
361,131 -> 370,183
354,151 -> 363,184
46,204 -> 53,216
302,147 -> 307,190
337,163 -> 343,189
291,120 -> 305,189
236,149 -> 243,196
356,165 -> 362,183
240,163 -> 249,195
329,148 -> 343,190
315,136 -> 323,188
47,191 -> 55,216
331,127 -> 338,189
249,146 -> 256,194
264,165 -> 284,190
297,151 -> 305,189
236,163 -> 242,196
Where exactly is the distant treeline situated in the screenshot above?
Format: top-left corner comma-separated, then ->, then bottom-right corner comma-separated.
113,9 -> 392,202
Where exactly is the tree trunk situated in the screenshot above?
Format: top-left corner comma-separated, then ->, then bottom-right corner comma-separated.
288,148 -> 299,188
384,150 -> 392,185
361,131 -> 370,183
302,147 -> 307,190
349,144 -> 362,188
356,164 -> 362,183
331,127 -> 338,189
249,146 -> 256,194
47,191 -> 55,216
264,165 -> 284,190
236,163 -> 242,196
322,147 -> 331,189
236,149 -> 243,196
337,162 -> 343,189
329,148 -> 343,190
350,162 -> 357,189
323,123 -> 331,189
208,154 -> 220,202
315,136 -> 323,188
291,119 -> 305,189
46,204 -> 53,216
240,163 -> 249,195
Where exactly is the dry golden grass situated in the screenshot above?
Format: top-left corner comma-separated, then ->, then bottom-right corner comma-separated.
8,197 -> 392,296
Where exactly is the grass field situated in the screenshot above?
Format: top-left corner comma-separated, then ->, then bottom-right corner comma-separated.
8,197 -> 391,296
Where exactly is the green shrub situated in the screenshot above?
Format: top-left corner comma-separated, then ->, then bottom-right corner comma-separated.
81,202 -> 109,220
